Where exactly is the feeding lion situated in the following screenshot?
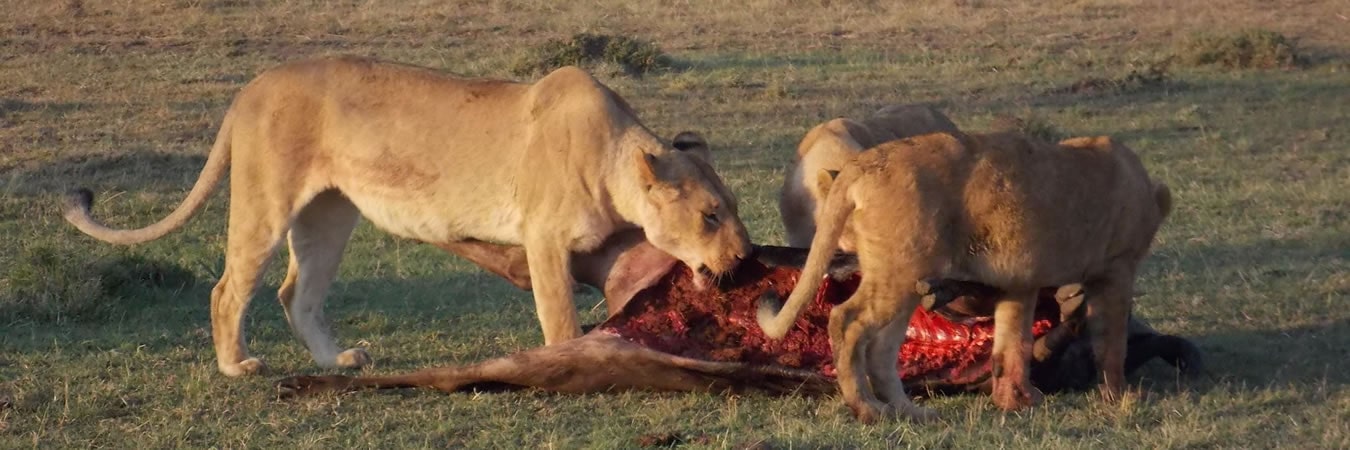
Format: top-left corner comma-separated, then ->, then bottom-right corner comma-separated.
62,56 -> 751,377
780,104 -> 961,248
758,131 -> 1172,423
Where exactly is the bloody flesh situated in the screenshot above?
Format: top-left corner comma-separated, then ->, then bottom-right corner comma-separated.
600,260 -> 1057,387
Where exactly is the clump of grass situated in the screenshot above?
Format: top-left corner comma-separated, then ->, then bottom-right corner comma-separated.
509,33 -> 673,77
3,245 -> 106,322
1,246 -> 195,322
1050,59 -> 1172,95
95,254 -> 196,298
991,114 -> 1064,143
1178,29 -> 1301,69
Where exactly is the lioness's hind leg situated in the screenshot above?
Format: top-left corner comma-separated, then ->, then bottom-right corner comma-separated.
865,288 -> 938,423
828,284 -> 889,424
213,199 -> 292,377
278,190 -> 368,369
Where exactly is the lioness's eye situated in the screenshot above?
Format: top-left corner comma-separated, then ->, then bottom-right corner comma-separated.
703,212 -> 719,227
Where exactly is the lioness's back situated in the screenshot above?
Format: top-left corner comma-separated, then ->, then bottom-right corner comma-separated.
858,132 -> 1166,287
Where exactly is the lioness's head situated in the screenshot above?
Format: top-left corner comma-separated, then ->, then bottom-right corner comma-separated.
634,131 -> 751,288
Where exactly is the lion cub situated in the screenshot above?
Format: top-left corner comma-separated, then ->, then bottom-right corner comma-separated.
759,131 -> 1171,423
779,104 -> 960,248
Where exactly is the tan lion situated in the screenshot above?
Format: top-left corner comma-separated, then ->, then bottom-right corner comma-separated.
63,56 -> 751,377
759,131 -> 1171,423
779,104 -> 960,248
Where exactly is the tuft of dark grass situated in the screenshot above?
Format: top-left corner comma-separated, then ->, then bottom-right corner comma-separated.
95,254 -> 197,298
3,245 -> 107,322
991,114 -> 1064,143
1050,59 -> 1173,96
510,33 -> 673,77
1178,29 -> 1301,69
1,247 -> 195,323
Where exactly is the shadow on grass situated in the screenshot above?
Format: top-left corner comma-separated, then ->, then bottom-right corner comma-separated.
6,151 -> 210,196
1131,229 -> 1350,396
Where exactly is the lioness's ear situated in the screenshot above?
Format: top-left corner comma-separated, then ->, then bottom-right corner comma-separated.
816,170 -> 840,197
636,151 -> 660,186
672,131 -> 712,163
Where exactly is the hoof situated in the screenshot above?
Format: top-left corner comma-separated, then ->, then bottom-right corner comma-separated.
274,375 -> 350,399
336,348 -> 372,369
219,357 -> 267,377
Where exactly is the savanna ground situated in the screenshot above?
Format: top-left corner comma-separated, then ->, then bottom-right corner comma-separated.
1,0 -> 1347,448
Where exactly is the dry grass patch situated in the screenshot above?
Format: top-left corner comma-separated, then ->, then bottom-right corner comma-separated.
1179,29 -> 1302,69
1050,59 -> 1174,96
509,33 -> 673,77
990,114 -> 1065,143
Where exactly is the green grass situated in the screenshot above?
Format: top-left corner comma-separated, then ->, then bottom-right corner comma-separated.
2,1 -> 1348,448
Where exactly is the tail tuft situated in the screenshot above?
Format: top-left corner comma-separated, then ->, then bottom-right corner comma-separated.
756,291 -> 789,339
64,188 -> 94,218
1153,182 -> 1173,218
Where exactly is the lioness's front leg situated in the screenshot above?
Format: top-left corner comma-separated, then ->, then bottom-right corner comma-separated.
990,290 -> 1043,410
523,238 -> 582,344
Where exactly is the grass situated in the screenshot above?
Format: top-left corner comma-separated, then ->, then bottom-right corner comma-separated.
1179,29 -> 1302,69
509,32 -> 673,77
2,0 -> 1348,448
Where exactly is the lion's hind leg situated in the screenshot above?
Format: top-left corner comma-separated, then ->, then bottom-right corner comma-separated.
278,190 -> 370,370
212,190 -> 296,377
830,277 -> 937,424
827,289 -> 886,424
864,285 -> 938,423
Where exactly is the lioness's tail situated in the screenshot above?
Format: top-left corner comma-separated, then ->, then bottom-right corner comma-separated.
1153,181 -> 1173,218
758,167 -> 858,339
63,111 -> 234,245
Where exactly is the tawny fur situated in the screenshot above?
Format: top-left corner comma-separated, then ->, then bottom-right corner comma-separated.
779,104 -> 961,248
62,56 -> 751,377
759,131 -> 1171,423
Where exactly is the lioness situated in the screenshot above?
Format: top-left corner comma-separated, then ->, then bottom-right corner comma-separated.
758,131 -> 1171,423
780,104 -> 960,248
63,56 -> 751,377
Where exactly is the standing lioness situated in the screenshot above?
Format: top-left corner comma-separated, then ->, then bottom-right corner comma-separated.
759,131 -> 1171,423
780,104 -> 960,248
63,56 -> 751,377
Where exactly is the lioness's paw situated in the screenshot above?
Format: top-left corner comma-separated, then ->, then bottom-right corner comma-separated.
847,400 -> 888,424
219,357 -> 267,377
993,380 -> 1043,411
336,348 -> 372,369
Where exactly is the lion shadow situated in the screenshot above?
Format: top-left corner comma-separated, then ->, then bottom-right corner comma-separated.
5,151 -> 211,197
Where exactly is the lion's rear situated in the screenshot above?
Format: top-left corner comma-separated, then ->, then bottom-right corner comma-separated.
953,133 -> 1165,287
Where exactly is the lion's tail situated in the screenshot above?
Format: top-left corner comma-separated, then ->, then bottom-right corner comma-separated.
63,110 -> 235,245
758,166 -> 858,339
1153,181 -> 1173,219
